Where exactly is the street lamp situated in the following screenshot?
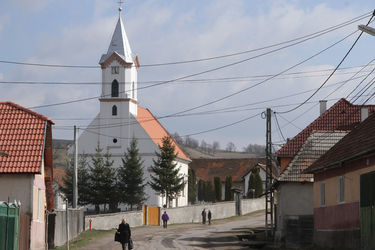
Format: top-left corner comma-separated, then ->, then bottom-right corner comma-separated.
358,24 -> 375,36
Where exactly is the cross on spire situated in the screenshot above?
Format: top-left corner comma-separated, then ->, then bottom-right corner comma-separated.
118,0 -> 124,16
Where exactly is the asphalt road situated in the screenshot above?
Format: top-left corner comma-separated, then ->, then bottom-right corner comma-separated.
79,210 -> 265,250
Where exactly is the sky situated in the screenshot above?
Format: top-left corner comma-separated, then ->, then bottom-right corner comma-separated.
0,0 -> 375,151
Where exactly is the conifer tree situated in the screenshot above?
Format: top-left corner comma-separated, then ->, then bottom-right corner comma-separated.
60,154 -> 91,206
224,176 -> 233,201
118,138 -> 146,210
214,176 -> 222,201
254,168 -> 264,198
248,171 -> 256,198
149,136 -> 185,208
206,180 -> 215,202
188,168 -> 197,203
197,179 -> 205,201
88,144 -> 109,213
102,151 -> 117,212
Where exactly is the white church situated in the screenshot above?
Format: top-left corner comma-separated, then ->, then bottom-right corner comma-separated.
74,13 -> 191,208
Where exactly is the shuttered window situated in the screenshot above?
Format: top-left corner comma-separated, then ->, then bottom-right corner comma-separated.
338,176 -> 345,203
320,182 -> 325,206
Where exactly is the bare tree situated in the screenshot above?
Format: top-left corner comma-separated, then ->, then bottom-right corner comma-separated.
212,141 -> 220,153
226,142 -> 236,152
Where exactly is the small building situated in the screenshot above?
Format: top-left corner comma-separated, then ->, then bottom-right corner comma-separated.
0,101 -> 54,250
275,98 -> 375,246
305,112 -> 375,249
189,158 -> 266,199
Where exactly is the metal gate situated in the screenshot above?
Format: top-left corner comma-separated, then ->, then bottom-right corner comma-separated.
360,171 -> 375,250
0,202 -> 20,250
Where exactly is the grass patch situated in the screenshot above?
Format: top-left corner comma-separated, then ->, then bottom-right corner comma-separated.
53,229 -> 114,250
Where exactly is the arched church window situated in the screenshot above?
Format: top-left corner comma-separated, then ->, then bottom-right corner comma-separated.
111,80 -> 119,97
112,105 -> 117,116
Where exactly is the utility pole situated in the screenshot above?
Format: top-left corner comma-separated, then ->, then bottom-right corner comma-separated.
265,108 -> 274,237
73,125 -> 78,208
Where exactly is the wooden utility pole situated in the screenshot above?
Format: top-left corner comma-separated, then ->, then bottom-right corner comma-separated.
265,108 -> 274,237
73,126 -> 78,208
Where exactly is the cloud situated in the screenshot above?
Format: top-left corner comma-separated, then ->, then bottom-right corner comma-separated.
12,0 -> 52,12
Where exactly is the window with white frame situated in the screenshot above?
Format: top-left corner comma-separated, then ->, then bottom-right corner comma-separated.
320,182 -> 325,206
37,189 -> 42,220
338,176 -> 345,203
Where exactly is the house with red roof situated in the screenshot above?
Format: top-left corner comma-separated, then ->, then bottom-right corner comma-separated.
72,15 -> 190,208
0,101 -> 54,250
189,158 -> 267,200
275,99 -> 375,246
305,111 -> 375,249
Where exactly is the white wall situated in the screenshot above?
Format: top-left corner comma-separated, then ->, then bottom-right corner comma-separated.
86,198 -> 265,230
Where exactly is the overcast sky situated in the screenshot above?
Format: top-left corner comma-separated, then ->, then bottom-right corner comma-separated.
1,0 -> 375,151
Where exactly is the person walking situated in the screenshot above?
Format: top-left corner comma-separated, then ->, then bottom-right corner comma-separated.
162,211 -> 169,228
208,210 -> 212,225
117,219 -> 131,250
202,209 -> 206,224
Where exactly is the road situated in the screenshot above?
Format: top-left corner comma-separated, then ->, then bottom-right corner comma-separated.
79,210 -> 265,250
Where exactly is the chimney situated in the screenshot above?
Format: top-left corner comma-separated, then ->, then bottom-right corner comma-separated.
361,107 -> 369,122
319,100 -> 327,115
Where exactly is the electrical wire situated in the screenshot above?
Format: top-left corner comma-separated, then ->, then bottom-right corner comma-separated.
276,14 -> 375,114
0,11 -> 371,69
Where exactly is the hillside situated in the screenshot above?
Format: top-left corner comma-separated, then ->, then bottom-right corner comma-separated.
181,145 -> 260,159
53,139 -> 72,169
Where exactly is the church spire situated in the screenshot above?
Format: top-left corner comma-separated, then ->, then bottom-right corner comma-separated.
99,2 -> 133,64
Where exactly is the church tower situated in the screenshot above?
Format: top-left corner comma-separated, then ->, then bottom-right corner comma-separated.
98,15 -> 139,119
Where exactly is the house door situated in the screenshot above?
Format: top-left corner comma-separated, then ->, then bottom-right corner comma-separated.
147,206 -> 160,226
360,171 -> 375,249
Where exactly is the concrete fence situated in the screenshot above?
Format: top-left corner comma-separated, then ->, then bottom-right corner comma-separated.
49,207 -> 85,248
86,198 -> 264,231
85,210 -> 143,231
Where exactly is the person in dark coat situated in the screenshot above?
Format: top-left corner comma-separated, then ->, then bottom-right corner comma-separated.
117,219 -> 131,250
202,209 -> 206,224
162,211 -> 169,228
208,210 -> 212,225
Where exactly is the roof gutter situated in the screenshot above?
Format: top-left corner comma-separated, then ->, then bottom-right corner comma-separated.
306,146 -> 375,174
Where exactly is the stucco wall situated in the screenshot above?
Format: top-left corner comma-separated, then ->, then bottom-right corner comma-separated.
86,198 -> 265,230
85,210 -> 143,230
0,174 -> 33,214
275,182 -> 313,241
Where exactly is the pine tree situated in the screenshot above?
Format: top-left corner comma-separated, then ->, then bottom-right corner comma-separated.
88,144 -> 108,213
102,151 -> 117,212
118,138 -> 146,210
149,136 -> 185,208
60,154 -> 91,206
224,176 -> 233,201
214,176 -> 222,201
188,169 -> 197,204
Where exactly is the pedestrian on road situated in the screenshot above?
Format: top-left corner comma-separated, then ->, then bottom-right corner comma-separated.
202,209 -> 206,224
162,211 -> 169,228
208,210 -> 212,225
117,218 -> 131,250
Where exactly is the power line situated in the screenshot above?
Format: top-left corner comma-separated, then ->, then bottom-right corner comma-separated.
0,11 -> 371,69
2,65 -> 375,86
276,13 -> 375,114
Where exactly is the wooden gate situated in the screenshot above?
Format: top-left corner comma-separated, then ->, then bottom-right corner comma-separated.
145,206 -> 160,226
360,171 -> 375,250
18,213 -> 30,250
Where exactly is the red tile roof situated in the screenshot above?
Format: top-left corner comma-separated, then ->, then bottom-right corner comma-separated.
189,158 -> 266,182
276,98 -> 375,157
135,107 -> 190,162
0,101 -> 54,173
305,112 -> 375,173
